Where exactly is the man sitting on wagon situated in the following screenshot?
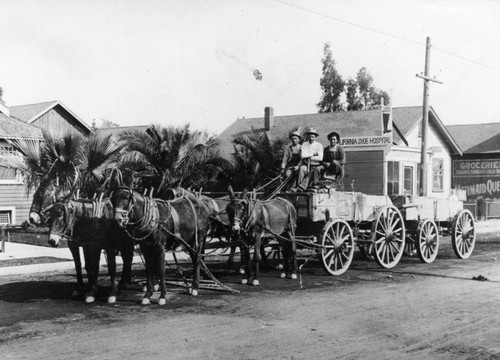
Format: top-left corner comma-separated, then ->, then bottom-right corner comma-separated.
280,130 -> 302,191
295,127 -> 324,192
319,131 -> 345,190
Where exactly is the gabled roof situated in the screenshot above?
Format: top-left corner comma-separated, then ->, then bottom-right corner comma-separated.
217,105 -> 461,156
0,112 -> 43,139
10,100 -> 91,131
95,125 -> 150,138
446,123 -> 500,154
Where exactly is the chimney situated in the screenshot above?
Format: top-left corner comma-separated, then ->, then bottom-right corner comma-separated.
264,107 -> 274,130
0,99 -> 10,117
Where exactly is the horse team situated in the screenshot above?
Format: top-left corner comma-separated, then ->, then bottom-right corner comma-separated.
29,180 -> 299,305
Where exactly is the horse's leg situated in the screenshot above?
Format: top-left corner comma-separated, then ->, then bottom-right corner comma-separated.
287,230 -> 298,279
155,244 -> 167,305
140,243 -> 154,305
83,245 -> 101,304
105,243 -> 118,304
252,236 -> 262,286
118,237 -> 135,290
240,241 -> 251,285
280,238 -> 289,279
68,241 -> 84,298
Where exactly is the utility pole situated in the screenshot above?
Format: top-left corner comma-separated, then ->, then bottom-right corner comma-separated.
416,37 -> 443,196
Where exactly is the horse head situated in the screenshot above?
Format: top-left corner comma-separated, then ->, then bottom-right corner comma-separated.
45,200 -> 76,248
111,187 -> 138,228
226,186 -> 249,234
29,180 -> 72,225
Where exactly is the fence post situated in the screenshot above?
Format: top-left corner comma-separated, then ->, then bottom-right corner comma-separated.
1,226 -> 5,253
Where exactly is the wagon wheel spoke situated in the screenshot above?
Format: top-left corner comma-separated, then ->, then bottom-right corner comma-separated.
372,206 -> 405,269
451,210 -> 475,259
320,220 -> 354,276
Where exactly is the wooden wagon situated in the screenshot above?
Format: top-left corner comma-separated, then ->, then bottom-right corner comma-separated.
390,195 -> 476,264
280,189 -> 476,276
280,190 -> 407,275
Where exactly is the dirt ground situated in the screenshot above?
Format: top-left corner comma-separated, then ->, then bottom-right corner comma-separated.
1,233 -> 500,360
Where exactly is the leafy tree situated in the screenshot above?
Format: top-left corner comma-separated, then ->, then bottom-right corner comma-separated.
230,128 -> 286,192
0,87 -> 3,102
345,67 -> 391,110
119,124 -> 231,196
3,131 -> 123,197
317,43 -> 345,113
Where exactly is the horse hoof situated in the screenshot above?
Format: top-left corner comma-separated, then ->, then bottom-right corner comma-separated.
241,279 -> 248,285
239,268 -> 245,275
85,296 -> 95,304
141,298 -> 151,305
158,298 -> 166,306
252,279 -> 260,286
290,273 -> 298,280
191,289 -> 198,297
153,284 -> 160,292
107,296 -> 117,304
280,272 -> 286,279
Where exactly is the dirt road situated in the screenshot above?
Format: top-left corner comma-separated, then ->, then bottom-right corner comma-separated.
1,234 -> 500,360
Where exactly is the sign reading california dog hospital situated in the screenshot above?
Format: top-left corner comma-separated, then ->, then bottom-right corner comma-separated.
340,135 -> 392,147
453,159 -> 500,199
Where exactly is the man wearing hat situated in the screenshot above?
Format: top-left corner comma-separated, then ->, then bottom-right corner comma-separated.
296,127 -> 324,191
320,131 -> 345,187
281,130 -> 302,190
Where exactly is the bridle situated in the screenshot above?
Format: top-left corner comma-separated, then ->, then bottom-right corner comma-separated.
45,202 -> 75,240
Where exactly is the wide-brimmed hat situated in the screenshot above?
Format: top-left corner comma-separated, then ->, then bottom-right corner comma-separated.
305,127 -> 319,137
289,130 -> 302,140
327,131 -> 340,141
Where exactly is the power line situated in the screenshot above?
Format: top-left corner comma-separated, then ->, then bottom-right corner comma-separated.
275,0 -> 500,73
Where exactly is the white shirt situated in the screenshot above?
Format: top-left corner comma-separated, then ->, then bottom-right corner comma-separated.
301,141 -> 324,165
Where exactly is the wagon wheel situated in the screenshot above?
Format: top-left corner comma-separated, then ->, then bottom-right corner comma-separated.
371,205 -> 406,269
416,219 -> 439,263
320,219 -> 354,275
451,209 -> 476,259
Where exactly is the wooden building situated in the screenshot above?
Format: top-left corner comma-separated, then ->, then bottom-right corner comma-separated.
447,122 -> 500,218
217,106 -> 461,197
0,100 -> 91,225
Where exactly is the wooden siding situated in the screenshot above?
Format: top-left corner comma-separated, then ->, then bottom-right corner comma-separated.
344,150 -> 384,195
31,105 -> 89,137
0,184 -> 32,224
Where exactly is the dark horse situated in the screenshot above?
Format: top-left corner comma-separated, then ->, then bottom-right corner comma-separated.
111,186 -> 211,305
226,188 -> 298,285
29,180 -> 135,297
46,196 -> 119,303
163,187 -> 242,271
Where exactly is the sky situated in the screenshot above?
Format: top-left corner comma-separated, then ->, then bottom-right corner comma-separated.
1,0 -> 500,135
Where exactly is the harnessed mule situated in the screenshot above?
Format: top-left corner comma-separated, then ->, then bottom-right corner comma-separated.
227,189 -> 298,285
111,187 -> 211,305
163,187 -> 243,272
30,180 -> 135,297
46,197 -> 120,303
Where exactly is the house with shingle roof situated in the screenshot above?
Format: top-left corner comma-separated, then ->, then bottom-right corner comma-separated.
446,122 -> 500,218
218,106 -> 461,198
0,99 -> 91,225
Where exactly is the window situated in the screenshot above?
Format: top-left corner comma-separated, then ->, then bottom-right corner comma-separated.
387,161 -> 400,195
0,211 -> 11,225
432,158 -> 444,192
403,166 -> 413,196
0,146 -> 22,183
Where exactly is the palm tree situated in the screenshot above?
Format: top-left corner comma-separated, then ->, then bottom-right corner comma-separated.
119,124 -> 232,196
230,128 -> 286,191
3,131 -> 124,198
